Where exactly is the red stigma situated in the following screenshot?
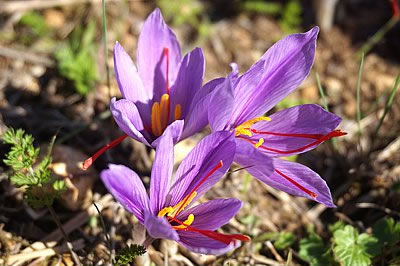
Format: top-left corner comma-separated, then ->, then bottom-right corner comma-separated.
240,130 -> 346,155
174,160 -> 223,218
163,47 -> 170,94
250,129 -> 323,139
392,0 -> 399,17
82,134 -> 128,170
168,216 -> 250,245
275,169 -> 317,198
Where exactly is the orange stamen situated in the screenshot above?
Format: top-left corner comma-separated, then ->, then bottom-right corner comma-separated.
275,169 -> 317,198
173,160 -> 223,218
83,134 -> 128,170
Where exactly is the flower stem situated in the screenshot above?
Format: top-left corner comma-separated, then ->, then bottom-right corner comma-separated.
143,236 -> 154,248
47,204 -> 81,265
92,201 -> 114,264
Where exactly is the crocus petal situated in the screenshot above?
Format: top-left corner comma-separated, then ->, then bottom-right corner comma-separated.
178,231 -> 239,255
149,127 -> 174,213
151,119 -> 184,147
177,198 -> 242,231
169,47 -> 205,120
181,77 -> 225,140
266,158 -> 335,207
110,98 -> 151,146
137,8 -> 181,97
234,139 -> 274,181
208,76 -> 234,131
101,164 -> 149,223
249,104 -> 342,156
167,131 -> 235,207
232,27 -> 319,126
144,212 -> 179,241
113,42 -> 150,125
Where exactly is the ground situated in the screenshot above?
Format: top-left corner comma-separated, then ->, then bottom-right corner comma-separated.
0,0 -> 400,265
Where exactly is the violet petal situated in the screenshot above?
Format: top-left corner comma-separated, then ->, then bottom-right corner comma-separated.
249,104 -> 342,156
167,131 -> 235,207
169,47 -> 205,120
177,198 -> 242,231
137,8 -> 181,99
232,27 -> 319,126
100,164 -> 149,223
144,212 -> 179,241
110,98 -> 151,146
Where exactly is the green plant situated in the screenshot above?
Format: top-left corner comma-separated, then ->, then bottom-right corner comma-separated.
2,128 -> 82,262
333,225 -> 378,266
299,226 -> 335,266
280,0 -> 302,34
55,20 -> 99,95
114,244 -> 147,266
2,128 -> 66,208
19,11 -> 49,37
298,218 -> 400,266
241,0 -> 282,15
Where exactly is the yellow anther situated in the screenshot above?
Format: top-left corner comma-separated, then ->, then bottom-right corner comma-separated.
254,138 -> 264,148
158,207 -> 173,218
173,214 -> 195,229
160,94 -> 170,131
151,102 -> 162,136
235,116 -> 271,137
157,191 -> 197,218
174,104 -> 182,120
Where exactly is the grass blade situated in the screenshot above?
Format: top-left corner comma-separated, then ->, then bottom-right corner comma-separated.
375,74 -> 400,136
316,72 -> 329,111
102,0 -> 111,98
356,53 -> 365,135
357,16 -> 399,56
316,72 -> 338,150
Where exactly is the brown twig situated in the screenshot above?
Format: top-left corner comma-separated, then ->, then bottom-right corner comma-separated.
6,239 -> 85,264
47,205 -> 81,265
0,46 -> 54,67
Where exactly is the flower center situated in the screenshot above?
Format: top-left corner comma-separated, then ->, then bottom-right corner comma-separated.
235,116 -> 271,137
157,160 -> 250,245
150,47 -> 182,137
158,160 -> 223,230
158,192 -> 197,229
235,117 -> 346,199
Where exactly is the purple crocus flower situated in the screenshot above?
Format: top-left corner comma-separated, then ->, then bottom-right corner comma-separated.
101,128 -> 250,255
83,8 -> 221,169
209,26 -> 346,207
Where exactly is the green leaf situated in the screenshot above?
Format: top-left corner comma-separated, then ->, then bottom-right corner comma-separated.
280,0 -> 302,34
242,0 -> 282,15
372,217 -> 400,250
53,180 -> 66,192
55,21 -> 98,96
333,225 -> 378,266
114,244 -> 146,266
10,172 -> 37,187
299,227 -> 335,266
274,232 -> 296,250
19,11 -> 49,36
329,220 -> 346,233
25,187 -> 54,208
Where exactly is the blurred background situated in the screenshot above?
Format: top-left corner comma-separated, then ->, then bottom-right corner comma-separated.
0,0 -> 400,265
